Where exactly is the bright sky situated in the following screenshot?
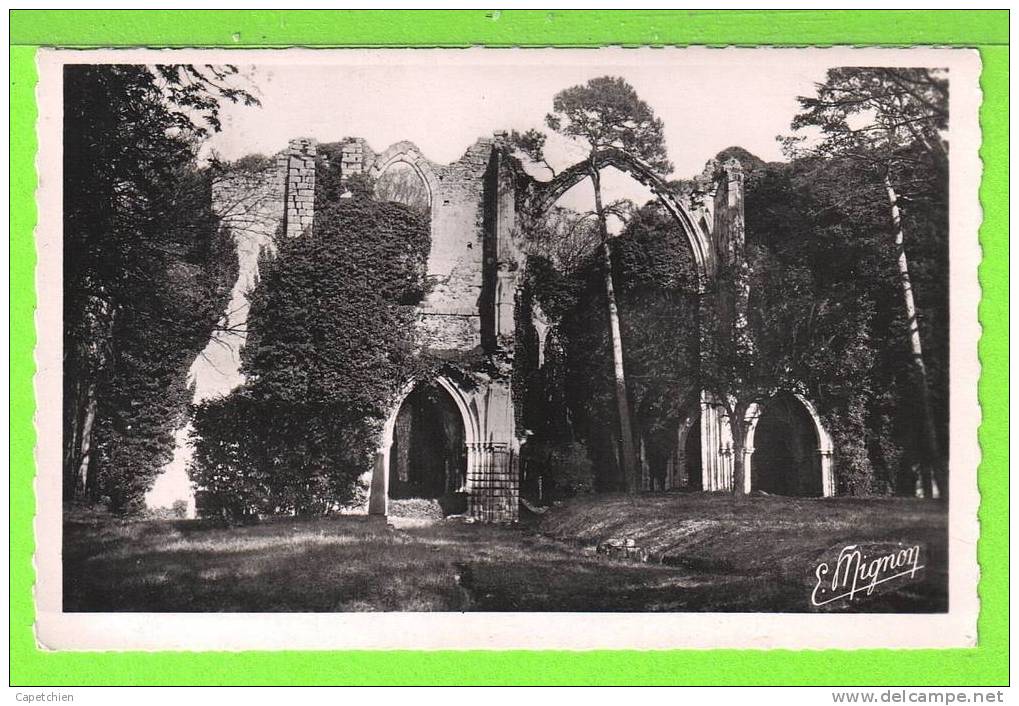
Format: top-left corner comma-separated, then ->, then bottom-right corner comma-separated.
204,48 -> 837,213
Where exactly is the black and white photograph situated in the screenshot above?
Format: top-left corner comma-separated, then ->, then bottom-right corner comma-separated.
34,47 -> 981,650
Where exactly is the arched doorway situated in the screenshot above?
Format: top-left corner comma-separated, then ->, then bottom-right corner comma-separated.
389,381 -> 467,502
371,376 -> 480,517
747,395 -> 833,497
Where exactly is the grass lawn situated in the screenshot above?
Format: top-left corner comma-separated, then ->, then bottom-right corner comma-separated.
63,493 -> 947,613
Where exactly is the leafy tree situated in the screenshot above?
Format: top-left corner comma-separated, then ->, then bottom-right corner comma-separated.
544,77 -> 672,173
242,197 -> 430,405
697,241 -> 816,501
509,128 -> 558,177
190,393 -> 376,518
613,202 -> 701,488
744,161 -> 881,494
63,64 -> 254,509
790,67 -> 949,497
517,76 -> 674,492
92,169 -> 238,512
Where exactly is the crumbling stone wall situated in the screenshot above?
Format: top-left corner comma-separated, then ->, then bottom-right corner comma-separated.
415,139 -> 496,353
283,138 -> 316,239
208,133 -> 833,522
240,135 -> 525,522
205,161 -> 285,397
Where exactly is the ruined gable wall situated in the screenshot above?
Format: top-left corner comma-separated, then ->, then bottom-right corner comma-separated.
414,139 -> 497,353
150,155 -> 288,515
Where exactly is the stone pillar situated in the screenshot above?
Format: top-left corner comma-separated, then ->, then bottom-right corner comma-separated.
467,442 -> 518,522
531,300 -> 550,367
713,158 -> 752,359
285,138 -> 316,239
819,449 -> 835,497
465,380 -> 519,522
700,395 -> 739,492
700,399 -> 722,491
496,271 -> 518,339
712,158 -> 746,266
340,140 -> 365,181
494,138 -> 522,345
719,444 -> 735,492
743,445 -> 755,494
368,451 -> 387,516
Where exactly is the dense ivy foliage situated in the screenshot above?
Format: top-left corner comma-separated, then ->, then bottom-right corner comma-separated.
243,199 -> 430,403
190,395 -> 376,517
743,164 -> 879,494
95,189 -> 237,512
788,67 -> 949,496
190,190 -> 431,517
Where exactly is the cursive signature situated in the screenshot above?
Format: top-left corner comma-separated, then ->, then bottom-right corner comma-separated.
811,544 -> 924,606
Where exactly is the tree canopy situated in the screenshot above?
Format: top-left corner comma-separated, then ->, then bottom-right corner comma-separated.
790,66 -> 949,497
792,67 -> 948,160
546,76 -> 673,173
63,64 -> 254,511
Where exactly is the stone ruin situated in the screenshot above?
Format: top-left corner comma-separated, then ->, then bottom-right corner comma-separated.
205,135 -> 836,523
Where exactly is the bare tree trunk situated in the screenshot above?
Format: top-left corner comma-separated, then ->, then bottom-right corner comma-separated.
76,384 -> 98,499
64,292 -> 114,502
730,408 -> 747,503
63,374 -> 83,499
885,174 -> 943,498
590,165 -> 639,492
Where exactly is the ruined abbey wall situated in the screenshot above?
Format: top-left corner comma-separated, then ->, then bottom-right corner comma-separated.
204,135 -> 837,523
211,136 -> 524,521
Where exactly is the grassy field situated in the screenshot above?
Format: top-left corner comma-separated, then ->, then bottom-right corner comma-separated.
537,493 -> 948,612
63,493 -> 947,613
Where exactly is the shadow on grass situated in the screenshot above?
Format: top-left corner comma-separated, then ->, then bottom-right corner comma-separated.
63,494 -> 947,613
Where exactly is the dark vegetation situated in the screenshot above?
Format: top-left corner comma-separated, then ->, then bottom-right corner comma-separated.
62,65 -> 252,512
515,70 -> 949,501
60,68 -> 951,617
516,149 -> 947,498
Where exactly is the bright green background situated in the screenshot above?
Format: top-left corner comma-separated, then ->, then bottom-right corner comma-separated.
9,10 -> 1009,686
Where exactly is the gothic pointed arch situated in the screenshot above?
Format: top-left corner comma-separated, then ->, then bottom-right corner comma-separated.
368,141 -> 440,211
369,375 -> 482,516
743,393 -> 835,497
525,147 -> 714,284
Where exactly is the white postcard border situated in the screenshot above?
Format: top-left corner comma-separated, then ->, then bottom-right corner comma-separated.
32,46 -> 982,651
